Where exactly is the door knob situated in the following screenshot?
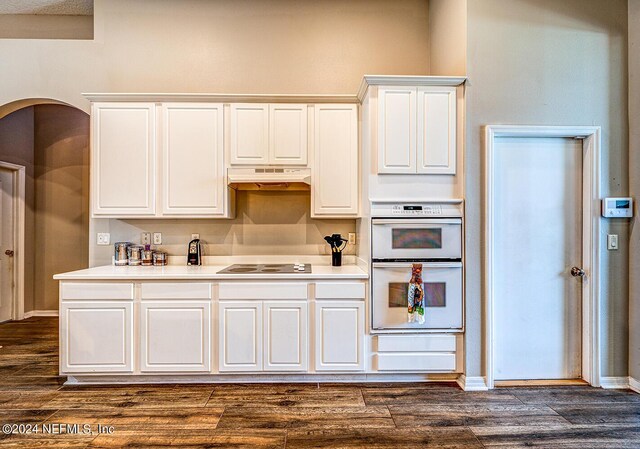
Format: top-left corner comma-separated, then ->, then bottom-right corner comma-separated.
571,267 -> 585,277
4,250 -> 13,257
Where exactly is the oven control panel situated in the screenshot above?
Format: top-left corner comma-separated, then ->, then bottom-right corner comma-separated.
391,204 -> 443,216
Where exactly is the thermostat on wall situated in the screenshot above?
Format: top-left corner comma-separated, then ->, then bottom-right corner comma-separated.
601,197 -> 634,218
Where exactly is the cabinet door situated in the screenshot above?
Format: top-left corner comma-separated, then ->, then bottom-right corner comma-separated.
264,301 -> 308,371
417,87 -> 457,174
269,104 -> 308,165
92,103 -> 156,216
219,301 -> 263,372
140,301 -> 211,372
312,104 -> 358,216
60,301 -> 133,373
377,87 -> 416,174
161,103 -> 225,216
314,300 -> 364,371
230,104 -> 269,165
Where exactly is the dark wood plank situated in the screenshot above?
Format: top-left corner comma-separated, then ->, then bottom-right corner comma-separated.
0,376 -> 65,391
505,386 -> 640,404
206,384 -> 365,408
217,406 -> 394,429
362,385 -> 523,406
0,409 -> 57,424
285,427 -> 484,449
87,430 -> 286,448
0,391 -> 59,409
471,423 -> 640,448
551,403 -> 640,424
389,403 -> 570,427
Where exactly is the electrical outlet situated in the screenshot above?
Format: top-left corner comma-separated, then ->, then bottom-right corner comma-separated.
348,232 -> 356,245
153,232 -> 162,245
97,233 -> 110,245
141,232 -> 151,245
607,234 -> 619,250
191,233 -> 200,240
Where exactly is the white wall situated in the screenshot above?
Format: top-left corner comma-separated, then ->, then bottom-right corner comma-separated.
465,0 -> 629,378
628,0 -> 640,383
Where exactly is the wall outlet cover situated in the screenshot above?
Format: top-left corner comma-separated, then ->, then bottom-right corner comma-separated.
191,233 -> 200,240
348,232 -> 356,245
153,232 -> 162,245
142,232 -> 151,245
97,233 -> 110,245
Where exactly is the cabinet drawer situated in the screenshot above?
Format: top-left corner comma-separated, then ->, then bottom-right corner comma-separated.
377,335 -> 456,352
375,353 -> 456,371
219,283 -> 307,300
61,283 -> 134,300
315,282 -> 365,299
141,283 -> 212,300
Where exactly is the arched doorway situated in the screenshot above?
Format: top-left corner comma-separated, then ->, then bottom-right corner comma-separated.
0,100 -> 89,320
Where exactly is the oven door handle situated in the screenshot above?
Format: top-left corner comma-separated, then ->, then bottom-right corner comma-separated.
372,261 -> 462,269
372,219 -> 462,225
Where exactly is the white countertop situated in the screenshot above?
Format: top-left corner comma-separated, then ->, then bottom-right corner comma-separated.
53,264 -> 368,281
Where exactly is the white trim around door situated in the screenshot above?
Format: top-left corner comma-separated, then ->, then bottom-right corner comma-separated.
0,161 -> 26,321
483,125 -> 601,389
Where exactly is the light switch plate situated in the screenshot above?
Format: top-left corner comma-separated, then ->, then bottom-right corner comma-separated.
141,232 -> 151,245
97,233 -> 110,245
607,234 -> 619,250
153,232 -> 162,245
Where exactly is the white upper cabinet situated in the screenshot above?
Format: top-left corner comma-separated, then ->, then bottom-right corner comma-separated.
231,103 -> 308,166
230,104 -> 269,165
378,87 -> 416,174
92,102 -> 156,216
377,85 -> 457,175
162,103 -> 225,216
270,104 -> 308,165
417,87 -> 457,174
312,104 -> 359,217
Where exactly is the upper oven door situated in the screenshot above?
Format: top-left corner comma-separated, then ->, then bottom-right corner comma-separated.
371,218 -> 462,260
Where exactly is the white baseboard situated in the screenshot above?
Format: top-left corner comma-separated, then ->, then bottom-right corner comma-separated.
630,377 -> 640,394
600,376 -> 630,389
23,310 -> 58,319
457,375 -> 489,391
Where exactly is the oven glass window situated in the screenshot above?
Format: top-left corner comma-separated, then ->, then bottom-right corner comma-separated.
392,228 -> 442,249
388,282 -> 446,308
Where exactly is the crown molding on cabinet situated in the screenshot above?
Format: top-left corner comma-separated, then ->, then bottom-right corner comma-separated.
357,75 -> 467,102
82,93 -> 360,104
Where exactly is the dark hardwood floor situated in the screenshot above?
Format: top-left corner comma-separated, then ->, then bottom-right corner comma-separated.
0,317 -> 638,448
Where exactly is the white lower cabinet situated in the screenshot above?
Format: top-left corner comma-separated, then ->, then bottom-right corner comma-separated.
140,301 -> 211,372
314,300 -> 364,371
60,301 -> 133,373
264,301 -> 308,372
219,301 -> 263,372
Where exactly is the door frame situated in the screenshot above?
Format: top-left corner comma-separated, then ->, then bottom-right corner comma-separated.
0,161 -> 26,321
483,125 -> 601,389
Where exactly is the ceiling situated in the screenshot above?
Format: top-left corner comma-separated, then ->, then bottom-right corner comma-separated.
0,0 -> 93,15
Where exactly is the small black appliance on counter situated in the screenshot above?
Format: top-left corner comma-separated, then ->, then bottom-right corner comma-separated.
187,239 -> 202,266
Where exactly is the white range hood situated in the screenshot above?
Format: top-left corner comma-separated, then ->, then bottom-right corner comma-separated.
227,167 -> 311,191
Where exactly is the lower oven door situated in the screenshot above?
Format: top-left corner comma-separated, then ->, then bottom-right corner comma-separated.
372,262 -> 462,331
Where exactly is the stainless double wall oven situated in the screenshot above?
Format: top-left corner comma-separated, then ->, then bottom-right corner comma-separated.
371,202 -> 463,332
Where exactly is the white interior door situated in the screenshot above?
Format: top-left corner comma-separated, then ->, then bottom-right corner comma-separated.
0,167 -> 14,322
494,137 -> 583,380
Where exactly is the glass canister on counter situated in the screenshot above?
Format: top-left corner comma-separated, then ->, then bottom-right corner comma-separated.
153,251 -> 168,266
127,245 -> 144,266
114,242 -> 131,266
141,245 -> 154,266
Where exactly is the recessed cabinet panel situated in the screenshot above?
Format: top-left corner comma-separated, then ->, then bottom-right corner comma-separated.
140,301 -> 211,372
314,300 -> 364,371
92,103 -> 156,216
264,301 -> 308,371
312,105 -> 358,216
377,87 -> 416,174
270,104 -> 308,165
417,87 -> 457,174
219,301 -> 263,372
230,104 -> 269,165
162,103 -> 225,215
61,301 -> 133,373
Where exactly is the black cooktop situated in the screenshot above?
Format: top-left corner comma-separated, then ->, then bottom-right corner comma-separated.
217,263 -> 312,274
